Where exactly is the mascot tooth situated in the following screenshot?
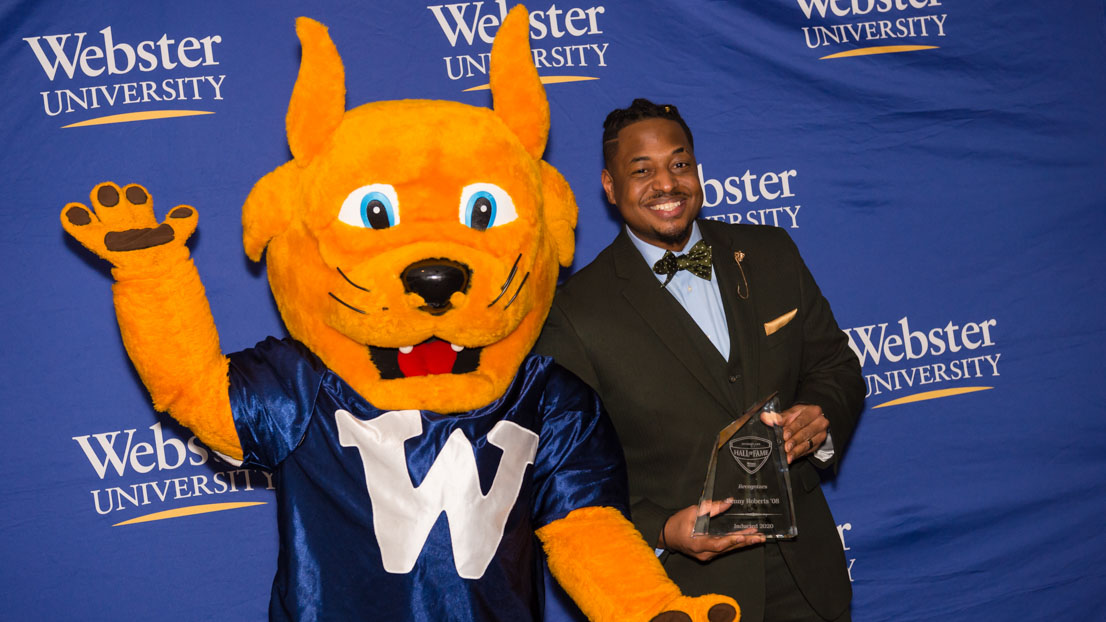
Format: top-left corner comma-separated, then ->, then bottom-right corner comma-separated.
61,5 -> 739,622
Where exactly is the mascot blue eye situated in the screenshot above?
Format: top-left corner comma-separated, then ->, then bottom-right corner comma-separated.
359,193 -> 396,229
338,184 -> 400,229
465,192 -> 496,230
459,183 -> 516,231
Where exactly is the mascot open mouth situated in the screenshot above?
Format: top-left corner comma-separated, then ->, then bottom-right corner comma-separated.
369,337 -> 482,379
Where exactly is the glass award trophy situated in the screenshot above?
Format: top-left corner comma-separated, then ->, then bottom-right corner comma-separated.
693,392 -> 798,539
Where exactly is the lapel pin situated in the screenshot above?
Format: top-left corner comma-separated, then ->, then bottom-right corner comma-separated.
734,251 -> 749,299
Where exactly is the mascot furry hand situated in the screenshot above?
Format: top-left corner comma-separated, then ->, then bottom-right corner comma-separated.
61,6 -> 737,622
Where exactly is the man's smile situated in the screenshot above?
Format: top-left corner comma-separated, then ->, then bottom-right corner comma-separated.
644,193 -> 690,215
648,199 -> 684,212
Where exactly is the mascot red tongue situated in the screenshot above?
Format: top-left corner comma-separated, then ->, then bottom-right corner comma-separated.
399,339 -> 459,376
60,5 -> 739,621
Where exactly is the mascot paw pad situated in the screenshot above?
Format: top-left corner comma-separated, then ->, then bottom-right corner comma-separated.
649,603 -> 737,622
63,182 -> 197,254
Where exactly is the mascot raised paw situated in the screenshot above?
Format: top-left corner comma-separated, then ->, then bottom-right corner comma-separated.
60,6 -> 738,622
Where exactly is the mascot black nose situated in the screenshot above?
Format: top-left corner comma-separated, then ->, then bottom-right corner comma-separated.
402,258 -> 471,314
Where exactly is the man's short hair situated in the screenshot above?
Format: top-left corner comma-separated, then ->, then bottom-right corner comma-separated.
602,98 -> 695,168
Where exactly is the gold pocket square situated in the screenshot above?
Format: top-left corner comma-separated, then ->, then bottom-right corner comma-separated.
764,309 -> 797,336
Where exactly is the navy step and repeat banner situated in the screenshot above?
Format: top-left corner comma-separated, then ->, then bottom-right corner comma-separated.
3,1 -> 1104,619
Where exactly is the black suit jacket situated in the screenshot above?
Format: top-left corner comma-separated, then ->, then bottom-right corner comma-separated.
536,220 -> 864,622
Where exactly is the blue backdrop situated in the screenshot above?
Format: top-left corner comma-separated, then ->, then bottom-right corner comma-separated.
3,1 -> 1105,619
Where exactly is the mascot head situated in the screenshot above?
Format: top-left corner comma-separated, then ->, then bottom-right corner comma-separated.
241,6 -> 576,413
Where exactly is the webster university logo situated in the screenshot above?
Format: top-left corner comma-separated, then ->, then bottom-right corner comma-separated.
700,162 -> 804,229
73,421 -> 272,526
23,26 -> 226,127
427,1 -> 610,89
837,521 -> 858,581
795,0 -> 948,60
842,313 -> 1001,408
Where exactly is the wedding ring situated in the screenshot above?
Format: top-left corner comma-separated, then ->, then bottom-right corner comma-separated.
807,438 -> 814,451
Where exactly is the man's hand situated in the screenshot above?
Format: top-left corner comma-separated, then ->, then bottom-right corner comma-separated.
763,403 -> 829,464
659,503 -> 765,562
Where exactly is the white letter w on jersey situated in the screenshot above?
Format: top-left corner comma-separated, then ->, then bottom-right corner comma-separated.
335,409 -> 539,579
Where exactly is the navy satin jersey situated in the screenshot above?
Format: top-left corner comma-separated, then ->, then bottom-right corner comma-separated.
227,337 -> 628,622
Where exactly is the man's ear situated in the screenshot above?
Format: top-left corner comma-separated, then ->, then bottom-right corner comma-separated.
601,169 -> 617,205
242,161 -> 297,262
540,162 -> 577,268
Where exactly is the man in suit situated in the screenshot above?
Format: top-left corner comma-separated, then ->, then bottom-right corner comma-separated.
535,99 -> 864,622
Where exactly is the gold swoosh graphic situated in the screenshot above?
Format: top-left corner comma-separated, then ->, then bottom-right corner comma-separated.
63,110 -> 214,128
113,501 -> 267,526
821,45 -> 938,60
873,386 -> 992,409
464,75 -> 598,92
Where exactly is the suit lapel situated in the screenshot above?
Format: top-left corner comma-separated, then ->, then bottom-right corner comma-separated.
611,230 -> 733,411
703,223 -> 761,408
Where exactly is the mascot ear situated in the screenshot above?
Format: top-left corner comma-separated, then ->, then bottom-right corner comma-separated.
287,17 -> 346,164
242,161 -> 297,262
490,6 -> 548,160
540,161 -> 577,267
242,17 -> 345,262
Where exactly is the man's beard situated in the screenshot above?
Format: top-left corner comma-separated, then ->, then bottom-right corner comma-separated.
653,222 -> 695,249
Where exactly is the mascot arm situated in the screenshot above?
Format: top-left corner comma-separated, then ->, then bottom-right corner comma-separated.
62,182 -> 242,460
538,506 -> 739,622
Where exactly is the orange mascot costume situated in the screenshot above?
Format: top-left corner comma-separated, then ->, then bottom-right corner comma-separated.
61,6 -> 738,622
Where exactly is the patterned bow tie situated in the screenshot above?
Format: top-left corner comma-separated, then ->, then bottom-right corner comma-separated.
653,239 -> 712,287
